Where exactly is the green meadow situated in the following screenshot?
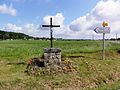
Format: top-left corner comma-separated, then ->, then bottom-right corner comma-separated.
0,40 -> 120,90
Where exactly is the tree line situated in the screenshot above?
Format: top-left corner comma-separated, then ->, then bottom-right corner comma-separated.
0,30 -> 33,40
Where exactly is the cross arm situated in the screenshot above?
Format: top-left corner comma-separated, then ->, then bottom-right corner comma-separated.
42,25 -> 51,27
52,25 -> 60,27
42,25 -> 60,27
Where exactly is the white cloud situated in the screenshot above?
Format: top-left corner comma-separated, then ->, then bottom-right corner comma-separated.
40,13 -> 67,38
69,0 -> 120,39
23,24 -> 40,36
42,13 -> 64,26
2,0 -> 120,39
4,23 -> 22,32
2,13 -> 68,38
92,0 -> 120,21
40,13 -> 79,39
3,23 -> 39,36
0,4 -> 16,16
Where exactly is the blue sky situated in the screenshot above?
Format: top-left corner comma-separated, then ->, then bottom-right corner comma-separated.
0,0 -> 120,39
0,0 -> 99,25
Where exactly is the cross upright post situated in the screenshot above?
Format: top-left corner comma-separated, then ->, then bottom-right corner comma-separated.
50,18 -> 53,48
42,17 -> 60,48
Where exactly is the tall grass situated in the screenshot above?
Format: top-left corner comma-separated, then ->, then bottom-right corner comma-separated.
0,40 -> 119,67
0,40 -> 119,61
0,40 -> 119,90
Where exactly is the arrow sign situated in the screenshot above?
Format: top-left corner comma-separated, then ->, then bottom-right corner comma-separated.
94,27 -> 110,34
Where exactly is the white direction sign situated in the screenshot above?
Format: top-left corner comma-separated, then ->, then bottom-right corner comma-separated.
94,27 -> 110,34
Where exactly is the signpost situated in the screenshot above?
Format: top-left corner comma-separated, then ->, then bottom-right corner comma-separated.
94,21 -> 110,60
94,27 -> 110,34
42,17 -> 60,48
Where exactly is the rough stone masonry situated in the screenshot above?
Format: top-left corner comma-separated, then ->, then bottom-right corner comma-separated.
44,48 -> 61,66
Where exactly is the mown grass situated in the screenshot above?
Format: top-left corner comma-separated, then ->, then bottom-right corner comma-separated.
0,40 -> 120,90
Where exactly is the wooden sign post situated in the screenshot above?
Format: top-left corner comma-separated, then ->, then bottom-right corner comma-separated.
103,30 -> 105,60
42,17 -> 60,48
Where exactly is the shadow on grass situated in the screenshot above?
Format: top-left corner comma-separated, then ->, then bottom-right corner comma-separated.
7,62 -> 26,65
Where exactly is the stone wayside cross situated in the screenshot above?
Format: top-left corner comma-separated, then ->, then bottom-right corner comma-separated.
42,17 -> 60,48
42,17 -> 61,66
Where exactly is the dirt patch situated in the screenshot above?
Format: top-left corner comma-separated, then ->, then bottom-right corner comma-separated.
25,57 -> 78,76
67,55 -> 85,58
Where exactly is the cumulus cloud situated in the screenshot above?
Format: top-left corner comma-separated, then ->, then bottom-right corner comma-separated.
92,0 -> 120,21
42,13 -> 64,26
38,0 -> 119,39
3,13 -> 70,38
40,13 -> 79,38
40,13 -> 68,37
2,0 -> 120,39
0,4 -> 16,16
70,0 -> 120,39
23,24 -> 41,36
3,23 -> 40,36
4,23 -> 22,32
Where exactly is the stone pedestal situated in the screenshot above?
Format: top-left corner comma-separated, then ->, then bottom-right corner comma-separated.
44,48 -> 61,66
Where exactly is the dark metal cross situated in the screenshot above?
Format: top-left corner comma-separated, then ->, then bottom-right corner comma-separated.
42,17 -> 60,48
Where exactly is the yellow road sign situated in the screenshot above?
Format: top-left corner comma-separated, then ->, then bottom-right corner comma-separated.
102,21 -> 108,27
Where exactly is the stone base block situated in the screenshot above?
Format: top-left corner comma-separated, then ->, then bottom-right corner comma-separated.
44,48 -> 61,66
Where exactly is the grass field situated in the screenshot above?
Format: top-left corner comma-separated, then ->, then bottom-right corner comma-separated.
0,40 -> 120,90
